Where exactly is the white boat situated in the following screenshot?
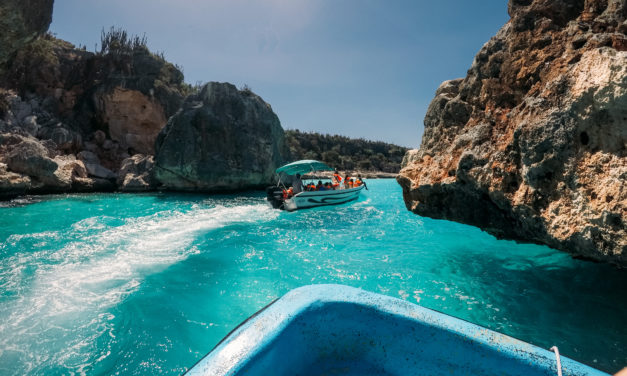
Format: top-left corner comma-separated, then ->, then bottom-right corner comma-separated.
283,184 -> 365,211
266,160 -> 366,212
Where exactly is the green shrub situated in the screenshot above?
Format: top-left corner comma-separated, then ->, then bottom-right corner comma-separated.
19,35 -> 60,67
99,27 -> 149,56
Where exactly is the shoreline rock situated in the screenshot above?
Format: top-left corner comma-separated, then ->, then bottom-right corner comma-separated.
398,0 -> 626,266
154,82 -> 289,192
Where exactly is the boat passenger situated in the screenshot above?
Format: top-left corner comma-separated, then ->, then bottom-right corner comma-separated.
348,179 -> 354,188
316,180 -> 324,191
357,174 -> 367,189
324,182 -> 332,190
293,173 -> 304,194
287,187 -> 294,198
354,176 -> 362,186
332,170 -> 343,189
343,175 -> 351,189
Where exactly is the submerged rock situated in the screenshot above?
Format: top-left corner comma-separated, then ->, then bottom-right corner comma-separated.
398,0 -> 627,266
154,82 -> 288,191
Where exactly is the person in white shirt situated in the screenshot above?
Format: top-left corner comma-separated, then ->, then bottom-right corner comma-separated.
292,173 -> 304,194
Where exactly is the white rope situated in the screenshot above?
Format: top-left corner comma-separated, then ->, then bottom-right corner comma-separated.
550,346 -> 563,376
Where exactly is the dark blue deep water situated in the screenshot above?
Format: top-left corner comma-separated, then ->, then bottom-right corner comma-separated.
0,179 -> 625,375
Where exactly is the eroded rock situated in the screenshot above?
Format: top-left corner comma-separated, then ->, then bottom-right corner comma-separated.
52,154 -> 87,187
0,2 -> 190,197
6,137 -> 57,180
154,82 -> 288,191
398,0 -> 627,266
95,87 -> 168,155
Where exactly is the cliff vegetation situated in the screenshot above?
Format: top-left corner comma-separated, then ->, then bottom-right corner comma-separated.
286,130 -> 408,173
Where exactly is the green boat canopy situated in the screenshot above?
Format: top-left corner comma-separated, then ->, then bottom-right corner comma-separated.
275,160 -> 334,175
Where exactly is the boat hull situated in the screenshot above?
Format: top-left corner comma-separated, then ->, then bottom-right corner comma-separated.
283,185 -> 364,211
186,285 -> 607,376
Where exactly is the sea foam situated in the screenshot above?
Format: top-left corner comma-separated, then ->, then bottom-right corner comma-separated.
0,203 -> 276,374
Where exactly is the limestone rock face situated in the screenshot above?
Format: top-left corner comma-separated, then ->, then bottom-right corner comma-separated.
401,149 -> 421,169
5,136 -> 58,182
0,0 -> 53,67
0,0 -> 193,197
51,154 -> 87,188
96,88 -> 167,155
0,16 -> 188,197
0,133 -> 93,192
154,82 -> 288,191
398,0 -> 627,266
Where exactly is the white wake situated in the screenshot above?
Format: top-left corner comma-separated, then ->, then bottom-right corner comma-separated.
0,202 -> 277,374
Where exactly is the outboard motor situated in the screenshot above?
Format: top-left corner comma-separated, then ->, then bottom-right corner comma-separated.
266,186 -> 284,209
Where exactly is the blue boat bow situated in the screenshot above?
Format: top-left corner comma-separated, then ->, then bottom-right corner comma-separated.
186,284 -> 608,376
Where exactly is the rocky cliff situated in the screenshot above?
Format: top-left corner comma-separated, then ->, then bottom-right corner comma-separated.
0,2 -> 291,197
154,82 -> 288,191
0,1 -> 188,197
398,0 -> 626,266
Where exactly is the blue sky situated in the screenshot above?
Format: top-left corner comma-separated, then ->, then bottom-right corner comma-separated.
50,1 -> 509,148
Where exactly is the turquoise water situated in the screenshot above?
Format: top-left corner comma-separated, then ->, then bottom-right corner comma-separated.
0,179 -> 625,375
